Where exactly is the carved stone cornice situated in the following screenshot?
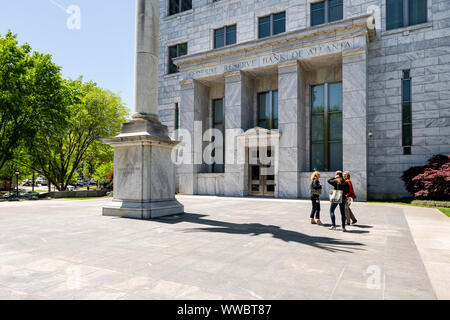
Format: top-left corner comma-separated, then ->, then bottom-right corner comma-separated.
224,70 -> 241,79
173,13 -> 376,70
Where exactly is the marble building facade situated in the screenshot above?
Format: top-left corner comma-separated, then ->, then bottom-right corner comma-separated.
157,0 -> 450,200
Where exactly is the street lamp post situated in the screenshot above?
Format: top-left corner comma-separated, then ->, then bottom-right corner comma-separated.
32,171 -> 35,192
15,170 -> 20,198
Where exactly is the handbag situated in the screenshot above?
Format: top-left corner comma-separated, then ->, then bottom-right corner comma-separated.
329,189 -> 343,204
309,182 -> 322,196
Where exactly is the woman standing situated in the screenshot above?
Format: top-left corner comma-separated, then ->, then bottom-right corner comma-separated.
328,171 -> 349,232
309,171 -> 323,225
343,171 -> 357,225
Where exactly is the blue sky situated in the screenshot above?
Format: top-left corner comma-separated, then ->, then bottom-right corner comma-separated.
0,0 -> 136,115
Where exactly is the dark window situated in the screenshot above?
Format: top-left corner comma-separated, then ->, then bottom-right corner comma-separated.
175,103 -> 179,131
310,82 -> 343,171
311,0 -> 343,27
169,0 -> 192,16
387,0 -> 404,29
213,99 -> 224,173
168,43 -> 187,74
258,91 -> 278,130
226,25 -> 237,45
409,0 -> 427,26
328,0 -> 343,22
386,0 -> 427,30
258,16 -> 271,38
214,28 -> 224,49
214,25 -> 237,49
273,12 -> 286,35
311,2 -> 325,26
402,70 -> 412,155
258,12 -> 286,39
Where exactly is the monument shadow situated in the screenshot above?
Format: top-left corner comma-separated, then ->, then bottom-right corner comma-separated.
155,213 -> 368,253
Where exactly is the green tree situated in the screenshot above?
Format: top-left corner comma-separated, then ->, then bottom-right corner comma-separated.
0,149 -> 33,191
0,32 -> 69,172
84,140 -> 114,185
93,161 -> 114,185
22,79 -> 128,191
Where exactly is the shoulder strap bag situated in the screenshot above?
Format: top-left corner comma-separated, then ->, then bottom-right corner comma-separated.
329,189 -> 343,204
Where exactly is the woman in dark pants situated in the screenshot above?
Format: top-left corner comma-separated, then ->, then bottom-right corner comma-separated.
310,171 -> 323,225
328,170 -> 349,232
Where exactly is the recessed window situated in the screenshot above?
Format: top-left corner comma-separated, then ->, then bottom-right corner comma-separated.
212,99 -> 224,173
214,25 -> 237,49
311,0 -> 343,27
258,12 -> 286,39
386,0 -> 427,30
175,103 -> 179,130
402,70 -> 412,155
169,0 -> 192,16
168,43 -> 187,74
258,91 -> 278,130
310,82 -> 343,171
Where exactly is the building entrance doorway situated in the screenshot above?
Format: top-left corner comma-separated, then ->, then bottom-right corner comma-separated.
248,148 -> 275,197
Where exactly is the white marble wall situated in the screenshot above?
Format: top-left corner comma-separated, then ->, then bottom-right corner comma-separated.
343,49 -> 368,201
161,0 -> 450,200
224,71 -> 247,196
178,80 -> 197,194
277,61 -> 301,198
198,173 -> 225,195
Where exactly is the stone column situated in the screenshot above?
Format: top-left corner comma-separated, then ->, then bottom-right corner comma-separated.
223,71 -> 248,196
101,0 -> 184,219
178,79 -> 197,195
177,79 -> 210,194
277,61 -> 302,198
134,0 -> 159,118
342,48 -> 368,201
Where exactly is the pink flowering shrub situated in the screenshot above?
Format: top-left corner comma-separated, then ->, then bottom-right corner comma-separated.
401,154 -> 450,200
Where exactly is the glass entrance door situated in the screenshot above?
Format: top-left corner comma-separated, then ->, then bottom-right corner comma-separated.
248,148 -> 275,197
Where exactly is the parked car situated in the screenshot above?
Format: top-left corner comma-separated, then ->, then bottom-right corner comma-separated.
3,192 -> 22,200
67,185 -> 75,191
76,181 -> 88,187
89,178 -> 97,186
23,179 -> 34,186
3,192 -> 13,199
35,177 -> 45,185
4,190 -> 26,198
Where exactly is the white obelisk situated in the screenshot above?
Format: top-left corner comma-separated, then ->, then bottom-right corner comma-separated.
102,0 -> 184,219
134,0 -> 159,119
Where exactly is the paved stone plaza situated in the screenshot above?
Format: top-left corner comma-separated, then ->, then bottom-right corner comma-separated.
0,196 -> 448,300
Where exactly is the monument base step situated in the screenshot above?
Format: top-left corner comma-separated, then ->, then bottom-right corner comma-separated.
102,199 -> 184,219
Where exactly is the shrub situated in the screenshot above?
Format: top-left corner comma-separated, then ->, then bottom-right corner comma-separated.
103,171 -> 114,190
401,154 -> 450,200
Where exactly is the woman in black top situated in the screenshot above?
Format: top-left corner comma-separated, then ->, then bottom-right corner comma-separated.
328,170 -> 349,232
309,171 -> 323,225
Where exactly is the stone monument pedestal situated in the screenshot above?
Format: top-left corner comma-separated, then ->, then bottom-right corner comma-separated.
102,0 -> 183,219
102,116 -> 184,219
